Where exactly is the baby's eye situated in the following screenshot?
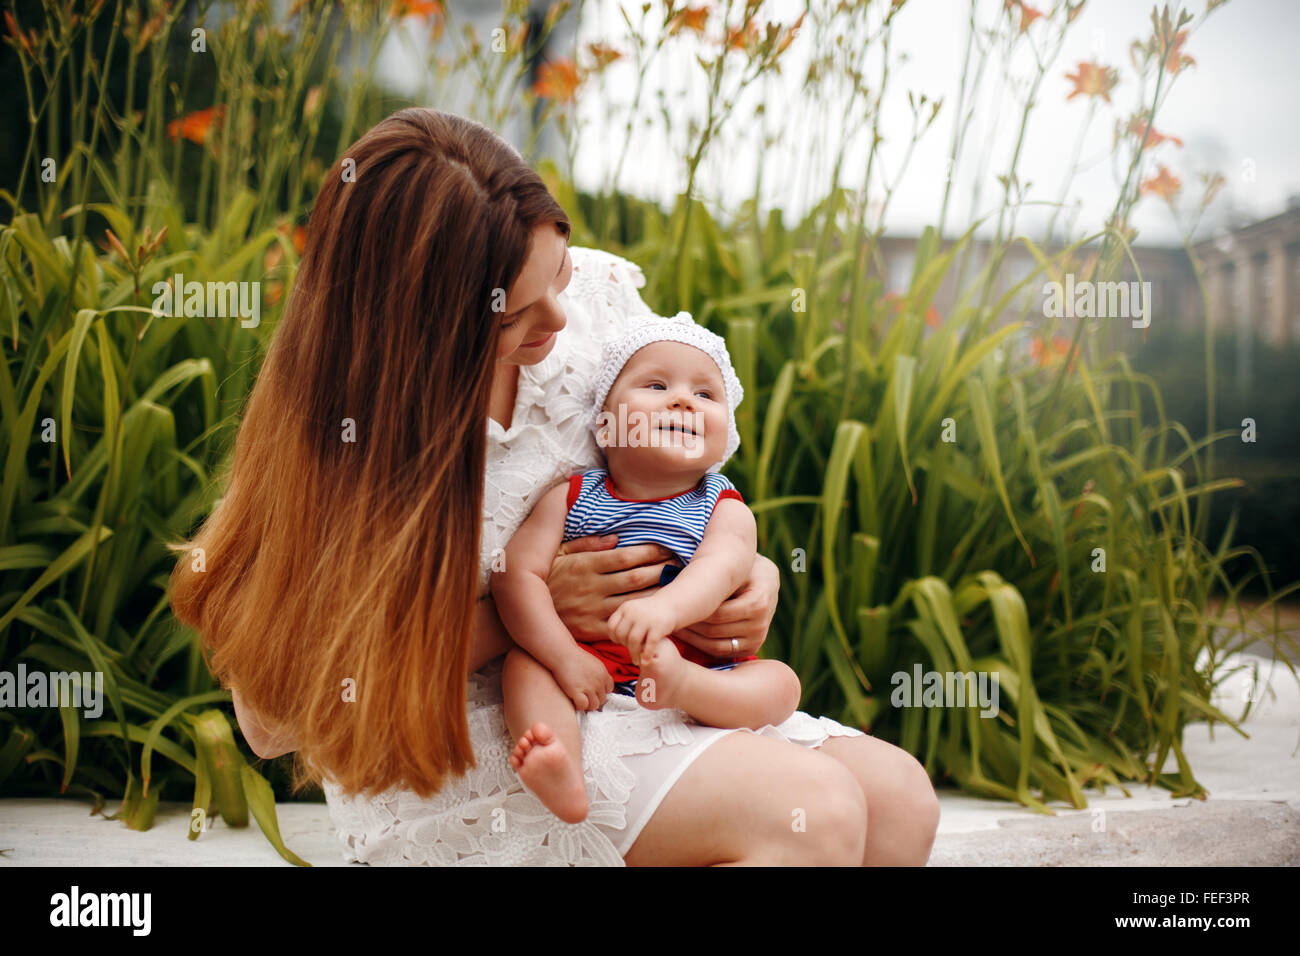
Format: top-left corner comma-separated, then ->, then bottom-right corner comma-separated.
647,382 -> 666,390
695,389 -> 713,399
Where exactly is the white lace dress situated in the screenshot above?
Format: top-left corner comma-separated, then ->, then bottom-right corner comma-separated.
321,246 -> 864,865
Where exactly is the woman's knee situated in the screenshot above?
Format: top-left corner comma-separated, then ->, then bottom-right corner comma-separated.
891,749 -> 940,846
868,744 -> 940,864
818,735 -> 940,864
625,733 -> 866,866
910,754 -> 941,830
795,756 -> 868,865
749,743 -> 867,865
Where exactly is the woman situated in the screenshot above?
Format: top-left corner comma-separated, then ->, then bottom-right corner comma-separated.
170,108 -> 940,866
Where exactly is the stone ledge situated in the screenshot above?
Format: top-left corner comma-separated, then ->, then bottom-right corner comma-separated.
2,652 -> 1295,866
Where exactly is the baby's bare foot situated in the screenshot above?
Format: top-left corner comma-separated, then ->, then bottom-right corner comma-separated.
510,722 -> 588,823
635,638 -> 690,711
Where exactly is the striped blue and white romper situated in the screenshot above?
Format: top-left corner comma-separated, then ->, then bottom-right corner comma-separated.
562,467 -> 757,694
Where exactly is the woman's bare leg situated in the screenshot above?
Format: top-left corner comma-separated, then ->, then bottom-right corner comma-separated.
623,731 -> 867,866
815,735 -> 940,866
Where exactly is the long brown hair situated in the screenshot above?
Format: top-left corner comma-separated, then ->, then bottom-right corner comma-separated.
169,109 -> 570,797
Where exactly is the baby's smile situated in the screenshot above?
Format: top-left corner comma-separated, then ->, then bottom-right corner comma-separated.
659,421 -> 699,436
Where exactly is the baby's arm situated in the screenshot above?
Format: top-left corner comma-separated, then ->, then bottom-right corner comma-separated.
608,497 -> 757,662
491,482 -> 613,710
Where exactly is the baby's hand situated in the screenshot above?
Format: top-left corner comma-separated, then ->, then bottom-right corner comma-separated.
552,649 -> 614,712
608,597 -> 679,666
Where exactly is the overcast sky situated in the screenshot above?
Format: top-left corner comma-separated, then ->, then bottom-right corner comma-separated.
388,0 -> 1297,246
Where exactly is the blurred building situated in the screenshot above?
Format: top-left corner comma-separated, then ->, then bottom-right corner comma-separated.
877,200 -> 1300,353
1195,203 -> 1300,346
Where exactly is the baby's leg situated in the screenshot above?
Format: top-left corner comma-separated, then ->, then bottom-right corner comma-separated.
501,648 -> 588,823
637,642 -> 801,730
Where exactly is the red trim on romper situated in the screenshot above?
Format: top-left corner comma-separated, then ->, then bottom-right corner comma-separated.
579,638 -> 758,682
566,473 -> 584,511
603,473 -> 705,503
711,487 -> 745,513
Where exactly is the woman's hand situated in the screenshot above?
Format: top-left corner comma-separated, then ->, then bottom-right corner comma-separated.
672,553 -> 779,659
546,535 -> 678,642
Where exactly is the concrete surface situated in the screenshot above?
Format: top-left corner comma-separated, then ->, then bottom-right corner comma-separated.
929,648 -> 1300,866
1,650 -> 1297,867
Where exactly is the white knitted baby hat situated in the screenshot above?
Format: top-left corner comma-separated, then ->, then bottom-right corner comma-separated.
590,311 -> 744,470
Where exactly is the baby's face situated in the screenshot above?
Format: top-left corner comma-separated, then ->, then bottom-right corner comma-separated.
599,340 -> 729,475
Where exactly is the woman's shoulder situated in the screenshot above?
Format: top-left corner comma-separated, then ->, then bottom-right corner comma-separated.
565,246 -> 657,326
568,245 -> 648,288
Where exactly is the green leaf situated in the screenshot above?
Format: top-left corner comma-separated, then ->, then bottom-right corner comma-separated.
241,765 -> 310,867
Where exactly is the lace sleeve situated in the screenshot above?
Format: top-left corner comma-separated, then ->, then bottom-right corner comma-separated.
567,247 -> 658,326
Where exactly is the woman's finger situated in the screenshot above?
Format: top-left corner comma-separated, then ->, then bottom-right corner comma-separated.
681,614 -> 760,639
676,625 -> 760,657
678,619 -> 729,639
587,543 -> 676,573
699,590 -> 761,626
558,534 -> 618,556
598,562 -> 672,595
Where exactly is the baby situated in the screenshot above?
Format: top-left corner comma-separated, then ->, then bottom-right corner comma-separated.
491,313 -> 801,823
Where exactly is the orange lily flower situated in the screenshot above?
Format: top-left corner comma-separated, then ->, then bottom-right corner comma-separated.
390,0 -> 443,19
265,223 -> 307,272
586,42 -> 622,72
390,0 -> 444,41
1065,61 -> 1118,103
1030,335 -> 1073,370
1127,114 -> 1183,148
1140,166 -> 1182,201
1164,29 -> 1195,75
532,59 -> 580,102
166,105 -> 225,145
1005,0 -> 1043,32
726,19 -> 759,52
669,5 -> 710,36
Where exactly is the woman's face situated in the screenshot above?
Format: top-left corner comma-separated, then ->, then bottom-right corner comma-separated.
496,223 -> 572,365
